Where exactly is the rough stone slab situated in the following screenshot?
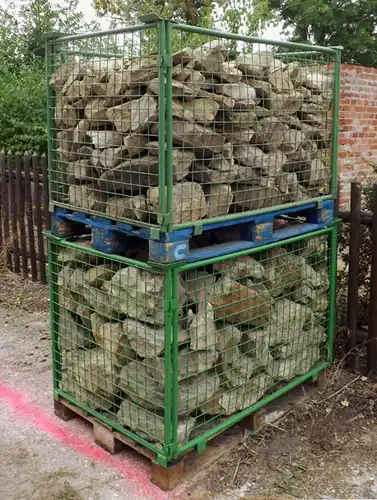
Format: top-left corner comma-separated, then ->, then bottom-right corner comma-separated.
85,265 -> 117,287
279,130 -> 307,154
117,399 -> 195,444
298,158 -> 329,186
149,78 -> 197,98
98,155 -> 159,191
73,120 -> 90,145
55,102 -> 78,128
220,83 -> 257,108
84,98 -> 108,123
63,348 -> 119,398
253,116 -> 287,151
161,120 -> 226,153
235,52 -> 275,78
233,144 -> 265,167
214,255 -> 265,280
50,61 -> 77,90
197,89 -> 235,110
204,184 -> 233,218
187,42 -> 228,74
267,346 -> 320,380
216,325 -> 243,364
106,94 -> 158,133
232,185 -> 283,210
67,159 -> 97,182
93,321 -> 135,366
65,80 -> 82,103
58,308 -> 93,352
60,374 -> 115,411
84,286 -> 120,319
99,146 -> 125,169
123,58 -> 158,86
68,184 -> 107,212
266,91 -> 304,116
217,123 -> 254,144
185,271 -> 216,303
57,241 -> 96,264
209,277 -> 271,326
172,98 -> 219,124
187,302 -> 217,350
87,130 -> 123,149
268,68 -> 294,92
106,195 -> 147,220
263,250 -> 307,300
193,156 -> 239,184
224,109 -> 257,129
123,133 -> 148,157
147,182 -> 208,224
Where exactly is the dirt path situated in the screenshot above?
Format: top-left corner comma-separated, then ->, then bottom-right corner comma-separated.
2,275 -> 377,499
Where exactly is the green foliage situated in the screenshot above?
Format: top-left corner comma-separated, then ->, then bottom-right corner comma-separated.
268,0 -> 377,66
0,0 -> 100,153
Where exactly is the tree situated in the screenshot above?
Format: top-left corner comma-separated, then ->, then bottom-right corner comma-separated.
268,0 -> 377,66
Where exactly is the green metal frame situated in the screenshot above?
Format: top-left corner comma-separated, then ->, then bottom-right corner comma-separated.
47,221 -> 338,466
46,18 -> 341,234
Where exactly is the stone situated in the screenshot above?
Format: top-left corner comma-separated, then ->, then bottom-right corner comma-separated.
122,58 -> 158,86
268,68 -> 294,92
106,94 -> 158,133
90,313 -> 108,339
123,133 -> 148,157
220,83 -> 257,108
79,74 -> 107,98
221,347 -> 267,389
108,267 -> 185,325
233,144 -> 265,167
149,78 -> 197,98
298,158 -> 329,186
185,271 -> 216,304
224,109 -> 257,129
209,277 -> 271,326
57,241 -> 96,264
279,130 -> 307,154
216,123 -> 254,144
93,321 -> 135,366
84,286 -> 120,320
85,264 -> 117,287
50,61 -> 77,90
271,325 -> 326,359
218,373 -> 273,415
84,97 -> 108,123
72,120 -> 90,146
219,61 -> 243,82
267,346 -> 321,380
147,182 -> 208,224
119,358 -> 220,413
214,255 -> 265,280
187,302 -> 217,350
253,116 -> 287,152
216,325 -> 242,364
55,102 -> 77,128
65,80 -> 82,103
60,374 -> 115,411
187,41 -> 228,74
245,78 -> 273,98
299,112 -> 327,127
106,195 -> 147,220
87,130 -> 123,149
263,248 -> 305,298
197,89 -> 235,110
117,398 -> 195,444
233,185 -> 282,210
106,70 -> 129,96
99,147 -> 125,169
59,308 -> 93,351
68,185 -> 107,212
172,98 -> 219,124
193,155 -> 239,184
63,348 -> 119,398
163,120 -> 226,153
267,298 -> 314,345
178,348 -> 217,378
67,159 -> 97,182
266,91 -> 304,116
98,156 -> 159,191
204,184 -> 233,218
235,52 -> 275,78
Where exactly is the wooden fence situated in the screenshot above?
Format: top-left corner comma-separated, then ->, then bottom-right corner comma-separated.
0,151 -> 50,283
337,181 -> 377,372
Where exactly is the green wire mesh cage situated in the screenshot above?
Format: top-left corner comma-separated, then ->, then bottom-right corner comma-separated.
46,18 -> 341,232
48,222 -> 337,465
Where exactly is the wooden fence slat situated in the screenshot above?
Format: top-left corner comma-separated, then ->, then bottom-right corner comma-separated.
32,153 -> 47,284
368,184 -> 377,372
24,154 -> 38,281
41,154 -> 50,229
1,152 -> 12,268
16,153 -> 28,277
346,181 -> 361,368
8,153 -> 20,272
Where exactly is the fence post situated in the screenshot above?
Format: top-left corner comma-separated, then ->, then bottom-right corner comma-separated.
367,183 -> 377,371
346,181 -> 361,368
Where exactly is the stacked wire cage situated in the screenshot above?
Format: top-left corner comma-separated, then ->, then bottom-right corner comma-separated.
46,15 -> 340,468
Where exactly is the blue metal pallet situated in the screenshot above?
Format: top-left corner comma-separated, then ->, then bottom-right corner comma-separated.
51,200 -> 334,264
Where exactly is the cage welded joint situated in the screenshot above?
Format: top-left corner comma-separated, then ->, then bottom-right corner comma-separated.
47,222 -> 338,467
45,17 -> 341,234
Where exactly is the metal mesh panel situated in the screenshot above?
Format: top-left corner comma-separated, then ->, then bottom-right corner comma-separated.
49,227 -> 335,462
47,21 -> 339,230
49,237 -> 170,451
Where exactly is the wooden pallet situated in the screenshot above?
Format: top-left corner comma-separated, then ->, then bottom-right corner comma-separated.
54,370 -> 326,491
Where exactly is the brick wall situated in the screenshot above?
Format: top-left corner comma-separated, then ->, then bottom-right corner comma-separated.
338,64 -> 377,207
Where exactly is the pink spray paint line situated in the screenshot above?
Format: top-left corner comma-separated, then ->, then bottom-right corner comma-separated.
0,381 -> 169,500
